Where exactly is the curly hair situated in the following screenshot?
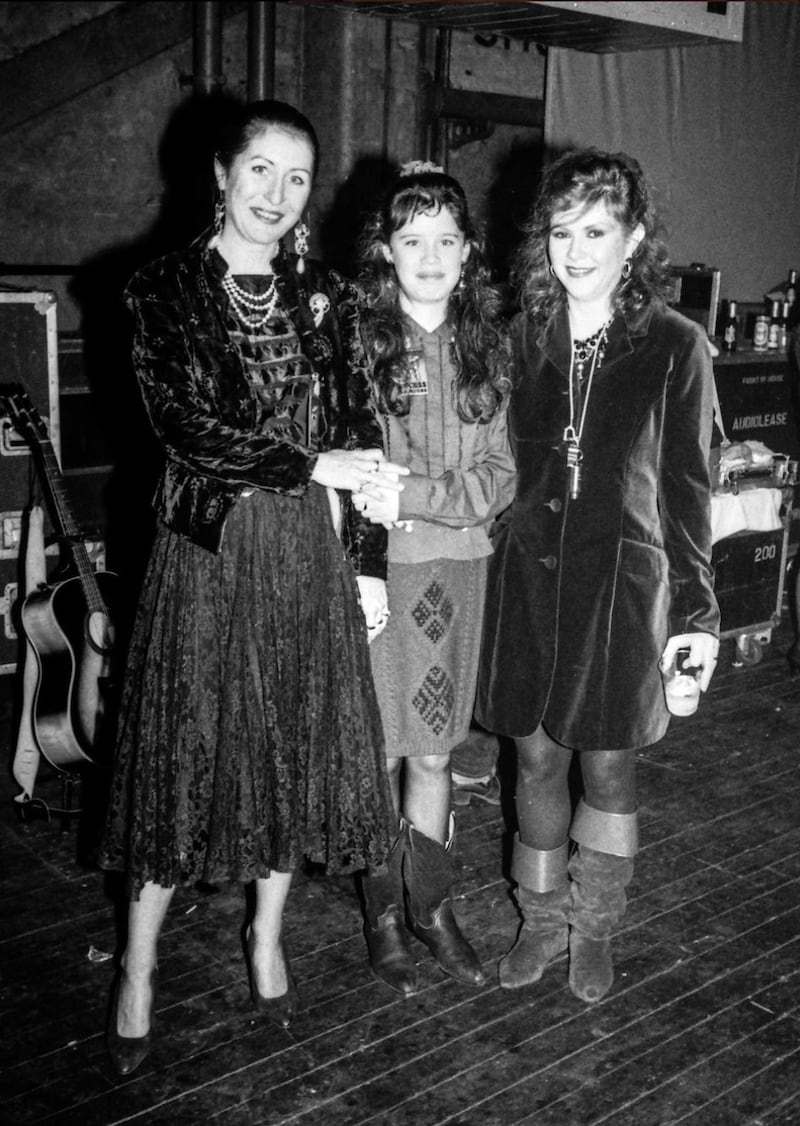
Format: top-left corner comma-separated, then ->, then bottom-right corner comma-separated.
512,148 -> 672,328
357,170 -> 511,422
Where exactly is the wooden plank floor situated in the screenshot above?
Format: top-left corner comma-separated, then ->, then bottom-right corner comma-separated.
1,623 -> 799,1126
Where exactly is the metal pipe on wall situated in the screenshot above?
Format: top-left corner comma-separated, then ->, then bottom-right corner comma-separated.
381,18 -> 392,158
248,2 -> 276,102
430,27 -> 451,169
337,12 -> 358,182
193,1 -> 223,96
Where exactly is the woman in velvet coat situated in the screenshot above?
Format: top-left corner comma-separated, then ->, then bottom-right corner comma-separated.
99,100 -> 406,1075
475,149 -> 720,1003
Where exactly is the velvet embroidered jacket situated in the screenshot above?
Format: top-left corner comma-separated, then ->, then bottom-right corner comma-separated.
125,234 -> 386,574
476,300 -> 720,750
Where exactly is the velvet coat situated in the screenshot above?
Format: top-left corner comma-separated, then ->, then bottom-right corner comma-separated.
125,233 -> 385,573
475,300 -> 720,750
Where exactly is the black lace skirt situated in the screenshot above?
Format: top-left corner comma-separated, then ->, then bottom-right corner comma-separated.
99,482 -> 393,897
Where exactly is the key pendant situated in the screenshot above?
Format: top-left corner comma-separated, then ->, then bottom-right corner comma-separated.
565,440 -> 583,500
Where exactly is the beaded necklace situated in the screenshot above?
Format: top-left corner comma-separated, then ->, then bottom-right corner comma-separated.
562,318 -> 612,500
572,323 -> 610,381
221,272 -> 279,330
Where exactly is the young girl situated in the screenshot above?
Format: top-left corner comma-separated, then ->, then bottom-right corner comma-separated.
354,163 -> 516,995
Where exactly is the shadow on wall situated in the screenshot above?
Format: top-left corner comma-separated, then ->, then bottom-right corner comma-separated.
318,154 -> 397,281
485,138 -> 545,307
68,93 -> 245,650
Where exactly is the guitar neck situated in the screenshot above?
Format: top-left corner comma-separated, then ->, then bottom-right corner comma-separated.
37,438 -> 108,617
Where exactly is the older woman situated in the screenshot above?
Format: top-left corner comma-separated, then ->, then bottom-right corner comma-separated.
476,149 -> 720,1003
99,99 -> 405,1073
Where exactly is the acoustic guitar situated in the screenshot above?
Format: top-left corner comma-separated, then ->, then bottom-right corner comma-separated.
1,382 -> 118,769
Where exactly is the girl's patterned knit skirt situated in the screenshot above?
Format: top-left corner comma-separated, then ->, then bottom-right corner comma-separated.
369,556 -> 487,758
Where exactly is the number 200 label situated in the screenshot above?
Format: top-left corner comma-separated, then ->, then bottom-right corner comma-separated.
754,543 -> 777,563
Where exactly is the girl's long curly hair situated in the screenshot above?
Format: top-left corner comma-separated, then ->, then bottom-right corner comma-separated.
358,170 -> 511,422
513,148 -> 672,329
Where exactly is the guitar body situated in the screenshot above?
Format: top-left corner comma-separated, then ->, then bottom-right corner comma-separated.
1,382 -> 121,772
21,571 -> 120,769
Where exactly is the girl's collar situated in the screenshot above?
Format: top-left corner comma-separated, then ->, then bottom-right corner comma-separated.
403,311 -> 454,340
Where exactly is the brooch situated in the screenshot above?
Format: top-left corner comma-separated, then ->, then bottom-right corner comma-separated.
309,335 -> 334,363
309,292 -> 330,327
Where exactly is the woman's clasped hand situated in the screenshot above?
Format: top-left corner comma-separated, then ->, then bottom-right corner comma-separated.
311,446 -> 409,496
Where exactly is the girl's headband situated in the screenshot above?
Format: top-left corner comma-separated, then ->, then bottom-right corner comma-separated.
399,160 -> 444,177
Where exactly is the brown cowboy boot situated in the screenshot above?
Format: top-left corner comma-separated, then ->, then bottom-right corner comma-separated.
499,836 -> 570,989
568,800 -> 638,1003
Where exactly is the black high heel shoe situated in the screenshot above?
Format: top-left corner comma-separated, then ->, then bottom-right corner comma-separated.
106,968 -> 157,1077
245,929 -> 297,1029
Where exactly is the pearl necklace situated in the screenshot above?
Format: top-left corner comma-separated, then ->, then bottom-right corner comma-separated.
222,272 -> 279,329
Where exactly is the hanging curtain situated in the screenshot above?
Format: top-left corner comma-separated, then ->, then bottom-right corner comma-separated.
544,2 -> 800,303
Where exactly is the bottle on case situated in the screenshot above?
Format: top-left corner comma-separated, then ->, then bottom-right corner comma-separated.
768,299 -> 782,350
787,271 -> 798,331
721,299 -> 738,353
779,301 -> 790,351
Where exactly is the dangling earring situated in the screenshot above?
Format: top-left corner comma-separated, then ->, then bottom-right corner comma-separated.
213,190 -> 225,236
294,221 -> 310,275
621,257 -> 632,279
548,264 -> 556,278
457,264 -> 466,294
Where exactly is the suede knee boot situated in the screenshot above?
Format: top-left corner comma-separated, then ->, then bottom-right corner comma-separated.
499,836 -> 570,989
359,825 -> 418,996
404,813 -> 486,986
568,800 -> 638,1004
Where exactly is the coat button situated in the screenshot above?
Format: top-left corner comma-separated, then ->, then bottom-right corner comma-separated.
544,497 -> 562,512
539,555 -> 558,570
